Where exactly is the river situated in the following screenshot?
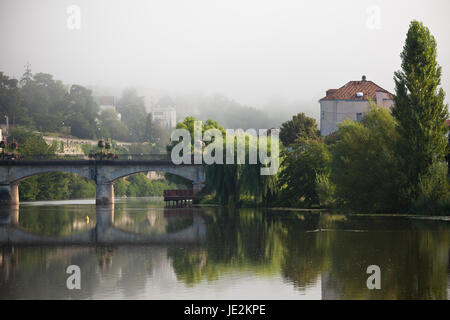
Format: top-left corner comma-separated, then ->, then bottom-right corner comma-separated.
0,198 -> 449,299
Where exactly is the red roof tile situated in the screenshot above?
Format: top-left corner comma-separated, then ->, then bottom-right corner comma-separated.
320,79 -> 394,101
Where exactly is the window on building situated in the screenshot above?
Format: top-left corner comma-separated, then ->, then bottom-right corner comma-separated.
356,113 -> 363,122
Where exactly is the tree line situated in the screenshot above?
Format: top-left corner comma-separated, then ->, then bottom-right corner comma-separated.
201,21 -> 450,215
0,66 -> 169,147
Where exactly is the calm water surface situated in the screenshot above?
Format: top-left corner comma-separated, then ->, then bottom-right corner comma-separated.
0,198 -> 449,300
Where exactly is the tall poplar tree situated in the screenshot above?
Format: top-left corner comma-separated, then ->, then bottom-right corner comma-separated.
392,20 -> 449,201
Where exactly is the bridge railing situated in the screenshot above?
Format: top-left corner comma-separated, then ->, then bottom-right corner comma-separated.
164,189 -> 194,197
0,153 -> 172,161
110,154 -> 171,161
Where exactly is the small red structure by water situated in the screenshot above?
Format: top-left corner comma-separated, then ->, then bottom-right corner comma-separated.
163,189 -> 197,207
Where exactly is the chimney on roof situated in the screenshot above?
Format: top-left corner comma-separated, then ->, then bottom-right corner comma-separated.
326,89 -> 337,96
362,75 -> 367,81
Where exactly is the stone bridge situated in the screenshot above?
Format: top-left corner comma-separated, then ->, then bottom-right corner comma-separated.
0,160 -> 205,206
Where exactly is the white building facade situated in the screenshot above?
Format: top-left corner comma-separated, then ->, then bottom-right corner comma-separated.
319,76 -> 394,136
151,107 -> 177,129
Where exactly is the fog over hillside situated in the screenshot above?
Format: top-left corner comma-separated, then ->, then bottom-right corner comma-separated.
1,0 -> 450,125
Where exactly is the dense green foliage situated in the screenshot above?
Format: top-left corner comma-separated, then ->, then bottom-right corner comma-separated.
17,68 -> 100,137
205,158 -> 278,207
19,172 -> 96,201
116,89 -> 148,141
279,112 -> 320,147
97,108 -> 129,141
277,138 -> 331,207
171,116 -> 279,207
330,105 -> 407,212
168,116 -> 225,151
274,102 -> 450,214
0,67 -> 169,147
392,20 -> 449,203
20,172 -> 181,201
274,112 -> 326,207
114,173 -> 179,197
8,127 -> 57,157
20,172 -> 180,201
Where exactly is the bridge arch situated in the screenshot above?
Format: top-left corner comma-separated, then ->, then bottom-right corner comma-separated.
0,165 -> 94,184
94,164 -> 205,205
103,165 -> 204,184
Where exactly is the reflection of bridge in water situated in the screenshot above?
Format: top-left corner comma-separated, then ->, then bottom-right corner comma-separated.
0,205 -> 206,245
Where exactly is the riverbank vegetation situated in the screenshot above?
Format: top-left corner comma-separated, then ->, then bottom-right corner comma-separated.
201,21 -> 450,215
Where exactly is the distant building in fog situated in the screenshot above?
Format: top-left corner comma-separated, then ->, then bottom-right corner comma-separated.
94,96 -> 116,111
319,76 -> 394,136
152,107 -> 177,129
151,96 -> 177,129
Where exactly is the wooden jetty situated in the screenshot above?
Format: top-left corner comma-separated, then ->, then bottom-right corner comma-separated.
163,189 -> 199,207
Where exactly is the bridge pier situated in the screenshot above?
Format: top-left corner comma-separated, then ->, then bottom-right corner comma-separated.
192,181 -> 205,204
0,182 -> 19,206
96,205 -> 114,243
0,204 -> 19,225
192,182 -> 205,195
96,182 -> 114,205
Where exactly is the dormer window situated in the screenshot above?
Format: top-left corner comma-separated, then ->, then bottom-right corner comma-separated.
356,92 -> 364,97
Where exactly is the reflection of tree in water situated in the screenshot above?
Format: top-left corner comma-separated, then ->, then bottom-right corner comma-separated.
18,205 -> 97,236
169,208 -> 289,285
168,209 -> 341,288
280,213 -> 331,290
168,210 -> 450,299
321,218 -> 450,300
167,211 -> 347,288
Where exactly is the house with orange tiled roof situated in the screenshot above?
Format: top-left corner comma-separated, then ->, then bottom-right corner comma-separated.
319,75 -> 394,136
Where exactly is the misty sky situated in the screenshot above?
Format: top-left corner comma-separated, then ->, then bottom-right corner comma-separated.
1,0 -> 449,119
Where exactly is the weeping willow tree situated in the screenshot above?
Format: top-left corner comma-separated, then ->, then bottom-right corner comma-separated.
168,116 -> 279,207
205,131 -> 278,207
